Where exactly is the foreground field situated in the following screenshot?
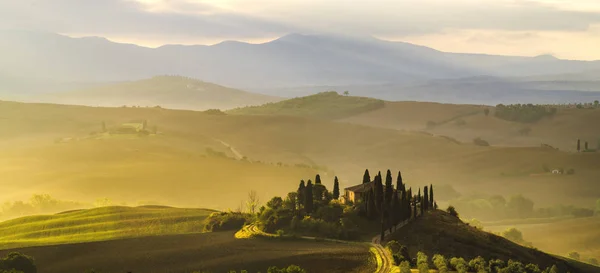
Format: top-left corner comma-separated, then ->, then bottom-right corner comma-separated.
0,206 -> 214,250
0,231 -> 373,273
485,217 -> 600,263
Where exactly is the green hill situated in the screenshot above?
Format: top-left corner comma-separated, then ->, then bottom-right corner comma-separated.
228,91 -> 385,119
0,206 -> 215,249
387,210 -> 599,273
45,76 -> 280,110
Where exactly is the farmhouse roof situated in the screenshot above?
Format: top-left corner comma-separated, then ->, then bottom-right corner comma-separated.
344,182 -> 374,193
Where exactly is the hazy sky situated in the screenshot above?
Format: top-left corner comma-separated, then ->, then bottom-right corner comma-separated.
2,0 -> 600,60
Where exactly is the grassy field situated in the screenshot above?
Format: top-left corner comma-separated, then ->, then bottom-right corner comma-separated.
1,100 -> 598,212
342,101 -> 600,152
0,231 -> 373,273
485,216 -> 600,263
0,206 -> 215,250
228,91 -> 385,119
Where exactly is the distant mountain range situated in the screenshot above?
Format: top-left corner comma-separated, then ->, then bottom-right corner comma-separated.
0,30 -> 598,105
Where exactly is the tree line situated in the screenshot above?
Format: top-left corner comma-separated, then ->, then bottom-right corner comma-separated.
495,104 -> 557,123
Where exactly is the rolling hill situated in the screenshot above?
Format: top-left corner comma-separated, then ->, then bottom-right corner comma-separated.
485,216 -> 600,263
0,231 -> 372,273
1,100 -> 599,211
36,76 -> 281,110
0,206 -> 215,250
387,210 -> 599,273
228,91 -> 385,119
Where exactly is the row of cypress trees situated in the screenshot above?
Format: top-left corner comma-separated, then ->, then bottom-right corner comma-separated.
362,169 -> 437,233
296,174 -> 341,214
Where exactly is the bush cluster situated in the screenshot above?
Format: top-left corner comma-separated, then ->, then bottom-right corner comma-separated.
203,212 -> 252,232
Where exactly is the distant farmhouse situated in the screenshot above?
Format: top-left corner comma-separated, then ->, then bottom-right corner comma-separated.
344,182 -> 374,203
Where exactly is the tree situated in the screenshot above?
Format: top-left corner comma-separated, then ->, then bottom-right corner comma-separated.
374,173 -> 384,212
363,169 -> 371,184
332,177 -> 340,200
315,174 -> 322,184
577,139 -> 581,152
585,141 -> 589,151
567,251 -> 580,261
1,252 -> 37,273
247,190 -> 260,214
297,180 -> 306,211
417,252 -> 429,273
366,190 -> 376,219
423,186 -> 429,212
304,180 -> 314,214
429,184 -> 434,209
343,91 -> 350,96
389,190 -> 399,231
396,171 -> 404,192
447,206 -> 459,218
385,170 -> 394,207
595,100 -> 599,108
484,108 -> 490,116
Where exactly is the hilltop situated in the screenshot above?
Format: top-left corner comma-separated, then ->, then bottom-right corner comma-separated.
41,76 -> 280,110
387,210 -> 599,273
228,91 -> 385,119
0,206 -> 215,249
342,101 -> 600,151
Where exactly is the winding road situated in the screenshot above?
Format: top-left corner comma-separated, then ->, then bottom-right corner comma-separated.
237,219 -> 414,273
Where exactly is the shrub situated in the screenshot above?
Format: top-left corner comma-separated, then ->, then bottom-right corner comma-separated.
525,263 -> 541,273
587,258 -> 599,266
0,252 -> 37,273
432,254 -> 449,273
473,137 -> 490,146
447,206 -> 459,218
567,251 -> 580,260
502,260 -> 525,273
450,257 -> 468,273
399,261 -> 411,273
468,256 -> 487,273
203,212 -> 251,232
267,265 -> 306,273
417,252 -> 429,273
488,259 -> 506,273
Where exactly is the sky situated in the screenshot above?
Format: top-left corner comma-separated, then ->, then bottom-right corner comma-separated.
1,0 -> 600,60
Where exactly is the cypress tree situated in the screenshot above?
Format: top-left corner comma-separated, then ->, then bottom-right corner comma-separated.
363,169 -> 371,184
585,141 -> 589,151
390,190 -> 400,229
374,174 -> 384,213
366,190 -> 376,219
333,177 -> 340,200
305,180 -> 314,214
385,170 -> 393,207
417,188 -> 421,203
315,174 -> 322,184
577,139 -> 581,152
297,180 -> 306,209
423,186 -> 429,211
429,184 -> 434,209
413,202 -> 417,219
396,171 -> 404,192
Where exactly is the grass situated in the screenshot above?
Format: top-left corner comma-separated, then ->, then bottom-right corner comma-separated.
0,231 -> 372,273
0,100 -> 599,214
0,206 -> 215,249
228,91 -> 385,119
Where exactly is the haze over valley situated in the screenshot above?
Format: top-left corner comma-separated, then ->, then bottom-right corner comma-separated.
0,0 -> 599,272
